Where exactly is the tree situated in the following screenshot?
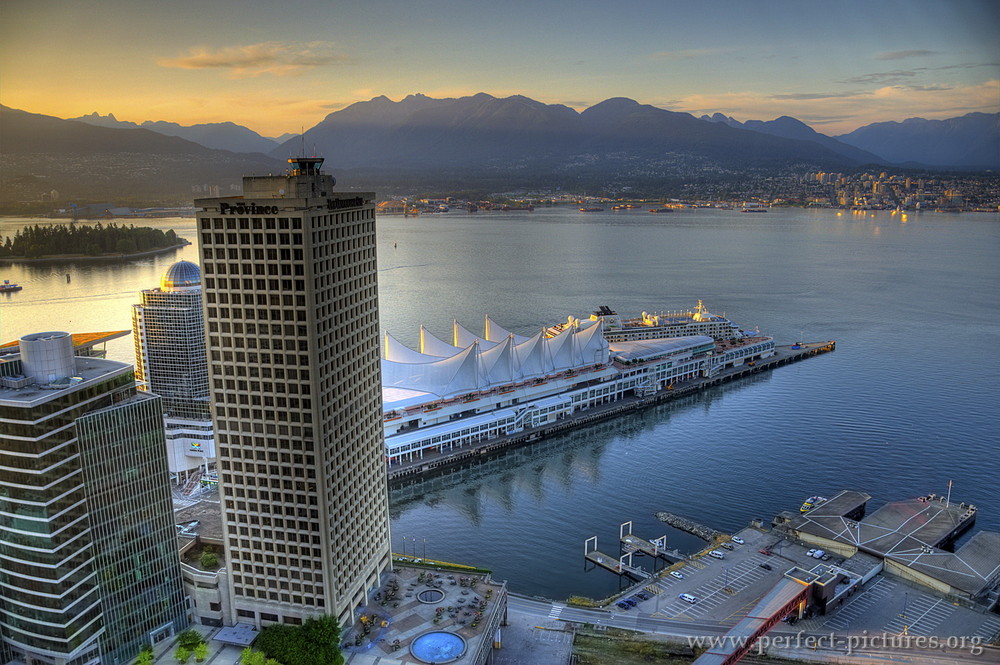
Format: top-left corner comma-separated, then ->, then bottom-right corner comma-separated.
175,646 -> 191,664
199,549 -> 219,569
134,650 -> 153,665
194,642 -> 209,663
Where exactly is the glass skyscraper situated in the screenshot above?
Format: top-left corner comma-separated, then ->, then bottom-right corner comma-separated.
0,332 -> 187,665
132,261 -> 214,485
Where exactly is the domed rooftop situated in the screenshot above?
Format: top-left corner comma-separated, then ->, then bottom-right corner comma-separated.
160,260 -> 201,291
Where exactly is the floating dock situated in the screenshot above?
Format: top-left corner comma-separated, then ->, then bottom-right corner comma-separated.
620,534 -> 684,562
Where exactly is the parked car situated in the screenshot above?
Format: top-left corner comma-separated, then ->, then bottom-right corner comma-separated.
806,549 -> 817,557
679,593 -> 698,604
812,549 -> 826,559
732,536 -> 745,544
721,542 -> 734,550
670,571 -> 685,580
709,550 -> 725,559
637,592 -> 650,600
759,563 -> 773,570
759,548 -> 772,556
821,554 -> 831,561
616,601 -> 629,609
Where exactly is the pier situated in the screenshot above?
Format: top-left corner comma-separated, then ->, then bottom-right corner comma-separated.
584,536 -> 651,580
387,341 -> 835,483
619,521 -> 685,562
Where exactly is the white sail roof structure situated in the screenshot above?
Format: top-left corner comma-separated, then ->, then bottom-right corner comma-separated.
513,330 -> 548,379
384,331 -> 443,363
545,325 -> 576,371
381,316 -> 612,402
479,335 -> 517,385
484,315 -> 530,344
454,321 -> 498,350
420,326 -> 463,357
573,318 -> 608,365
381,343 -> 482,399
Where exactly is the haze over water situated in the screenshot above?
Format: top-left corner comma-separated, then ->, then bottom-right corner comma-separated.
2,207 -> 998,600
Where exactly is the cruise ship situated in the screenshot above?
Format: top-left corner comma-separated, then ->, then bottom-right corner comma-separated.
548,301 -> 751,342
381,303 -> 775,466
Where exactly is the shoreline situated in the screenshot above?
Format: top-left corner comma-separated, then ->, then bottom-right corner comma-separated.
0,242 -> 190,265
387,341 -> 836,485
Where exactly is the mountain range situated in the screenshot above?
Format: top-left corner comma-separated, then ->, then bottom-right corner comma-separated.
3,95 -> 997,205
835,113 -> 999,169
69,112 -> 282,154
274,93 -> 874,174
0,106 -> 282,204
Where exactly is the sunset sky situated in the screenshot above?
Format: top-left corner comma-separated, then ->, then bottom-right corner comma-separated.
1,0 -> 997,137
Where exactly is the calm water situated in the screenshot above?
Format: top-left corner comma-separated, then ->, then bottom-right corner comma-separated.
2,207 -> 998,600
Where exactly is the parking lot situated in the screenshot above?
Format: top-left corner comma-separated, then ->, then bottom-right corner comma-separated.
607,526 -> 1000,644
609,526 -> 793,624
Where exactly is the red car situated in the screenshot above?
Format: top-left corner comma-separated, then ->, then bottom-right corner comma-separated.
758,549 -> 772,556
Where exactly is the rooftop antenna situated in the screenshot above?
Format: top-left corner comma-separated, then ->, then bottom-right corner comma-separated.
300,126 -> 306,157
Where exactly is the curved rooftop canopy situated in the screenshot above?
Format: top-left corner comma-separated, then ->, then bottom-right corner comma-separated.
160,260 -> 201,291
382,318 -> 610,400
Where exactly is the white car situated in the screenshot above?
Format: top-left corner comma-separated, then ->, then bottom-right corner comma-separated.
709,550 -> 725,559
806,549 -> 817,557
812,549 -> 826,559
679,593 -> 698,604
670,571 -> 685,580
731,536 -> 744,545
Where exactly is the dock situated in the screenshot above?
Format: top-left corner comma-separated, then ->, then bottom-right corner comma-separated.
388,341 -> 835,483
620,534 -> 684,562
584,550 -> 651,580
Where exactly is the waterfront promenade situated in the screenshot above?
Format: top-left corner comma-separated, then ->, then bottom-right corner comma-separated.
387,341 -> 836,482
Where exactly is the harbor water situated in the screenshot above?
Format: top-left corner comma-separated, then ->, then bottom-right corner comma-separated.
2,206 -> 998,600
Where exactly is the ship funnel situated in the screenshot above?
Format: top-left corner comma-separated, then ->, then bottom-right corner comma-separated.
19,331 -> 76,384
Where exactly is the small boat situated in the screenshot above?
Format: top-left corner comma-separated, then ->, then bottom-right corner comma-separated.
649,208 -> 673,213
579,207 -> 603,212
1,280 -> 23,293
799,496 -> 827,512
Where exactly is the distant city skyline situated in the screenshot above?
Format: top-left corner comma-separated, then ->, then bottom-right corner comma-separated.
1,0 -> 997,137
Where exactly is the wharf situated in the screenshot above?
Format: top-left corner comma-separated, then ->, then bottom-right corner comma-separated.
620,533 -> 684,562
584,550 -> 651,580
387,341 -> 835,483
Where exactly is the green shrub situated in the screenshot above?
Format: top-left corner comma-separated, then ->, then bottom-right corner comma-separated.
178,629 -> 205,649
256,615 -> 343,665
199,550 -> 219,569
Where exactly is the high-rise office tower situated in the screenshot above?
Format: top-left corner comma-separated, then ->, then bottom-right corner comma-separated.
195,157 -> 391,627
132,260 -> 215,484
0,332 -> 187,665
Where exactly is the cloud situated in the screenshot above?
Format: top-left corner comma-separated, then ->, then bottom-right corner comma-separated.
649,48 -> 723,60
841,62 -> 999,86
876,50 -> 939,60
840,69 -> 924,85
158,41 -> 349,78
770,91 -> 868,100
668,80 -> 999,134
